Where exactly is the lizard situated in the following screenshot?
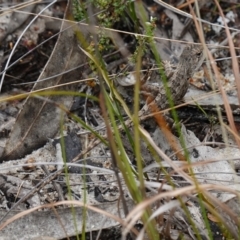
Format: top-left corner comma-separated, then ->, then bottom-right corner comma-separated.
136,44 -> 204,118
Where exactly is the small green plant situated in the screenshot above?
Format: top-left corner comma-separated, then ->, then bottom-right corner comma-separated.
72,0 -> 87,22
130,18 -> 157,63
92,0 -> 130,27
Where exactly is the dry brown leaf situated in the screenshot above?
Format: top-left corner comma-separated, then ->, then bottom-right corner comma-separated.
208,212 -> 220,223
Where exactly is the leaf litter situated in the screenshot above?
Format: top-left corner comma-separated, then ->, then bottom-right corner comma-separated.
0,0 -> 240,239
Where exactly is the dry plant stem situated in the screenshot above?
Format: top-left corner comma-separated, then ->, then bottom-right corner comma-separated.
6,0 -> 39,11
164,207 -> 175,238
41,165 -> 65,201
15,181 -> 24,203
212,1 -> 240,147
214,2 -> 240,114
193,24 -> 230,150
188,1 -> 240,148
98,93 -> 129,217
51,206 -> 70,240
207,49 -> 240,146
213,0 -> 240,104
178,0 -> 197,9
202,194 -> 240,239
177,1 -> 205,40
181,5 -> 240,237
